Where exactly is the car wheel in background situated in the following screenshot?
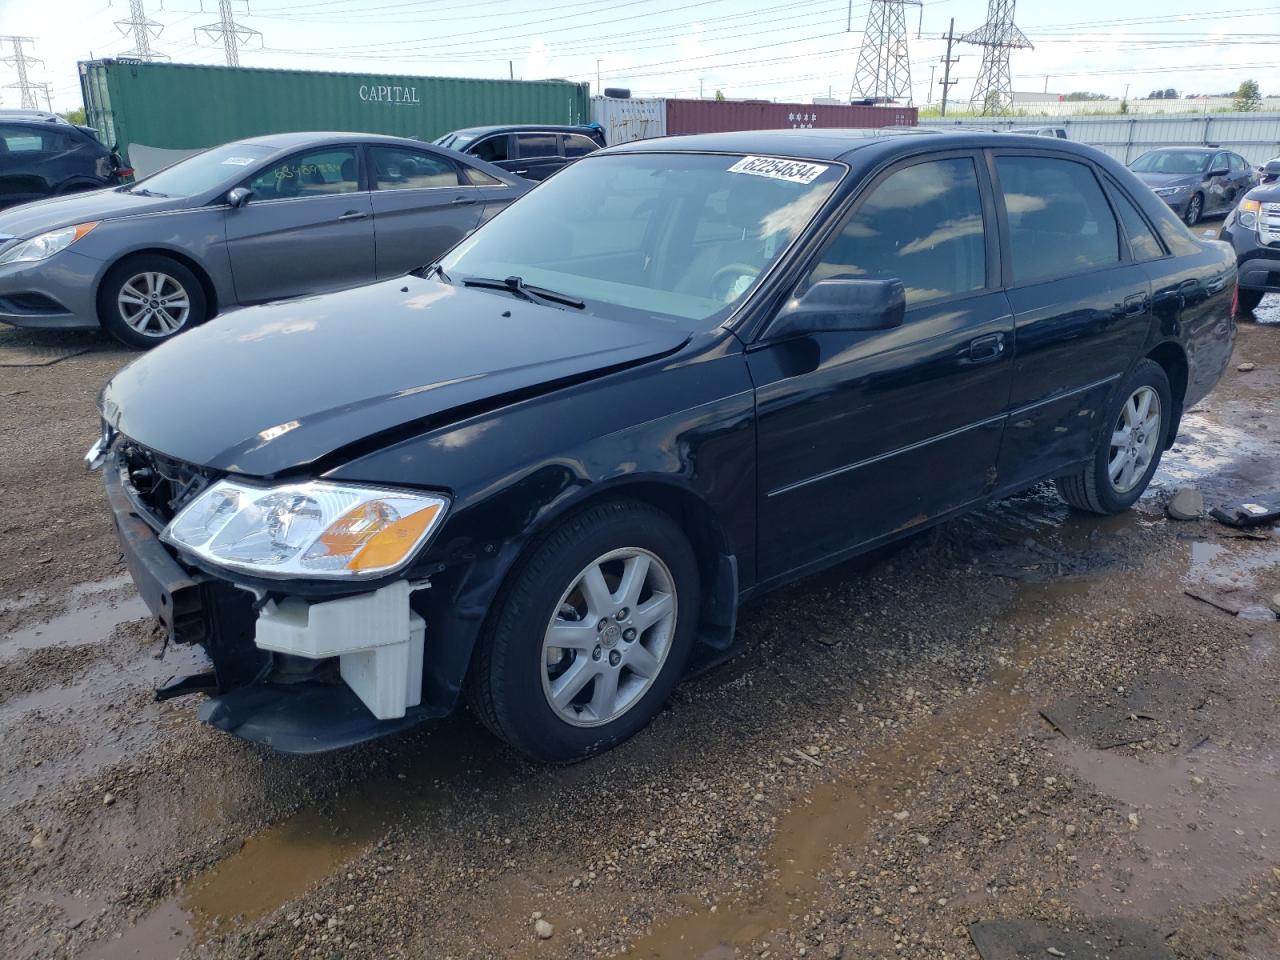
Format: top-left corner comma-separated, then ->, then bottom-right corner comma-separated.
1183,193 -> 1203,226
1056,358 -> 1172,515
1236,288 -> 1265,315
468,500 -> 700,762
97,255 -> 208,349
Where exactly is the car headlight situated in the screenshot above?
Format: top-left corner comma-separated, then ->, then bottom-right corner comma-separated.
1237,198 -> 1260,230
161,478 -> 449,580
0,222 -> 98,265
1152,186 -> 1185,198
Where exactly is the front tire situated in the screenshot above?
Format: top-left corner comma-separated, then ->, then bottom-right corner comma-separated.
468,500 -> 700,762
97,255 -> 207,349
1055,359 -> 1172,515
1183,193 -> 1203,226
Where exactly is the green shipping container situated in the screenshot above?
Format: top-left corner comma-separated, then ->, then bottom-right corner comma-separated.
79,60 -> 590,168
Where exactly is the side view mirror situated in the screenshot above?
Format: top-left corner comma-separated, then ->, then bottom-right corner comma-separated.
767,278 -> 906,340
1209,167 -> 1229,178
227,186 -> 254,208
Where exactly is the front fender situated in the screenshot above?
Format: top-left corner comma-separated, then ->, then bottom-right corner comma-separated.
326,333 -> 756,713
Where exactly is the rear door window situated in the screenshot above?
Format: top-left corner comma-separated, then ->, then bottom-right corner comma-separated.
370,146 -> 460,190
806,156 -> 988,306
516,133 -> 559,158
1105,181 -> 1166,262
996,155 -> 1120,284
0,124 -> 71,153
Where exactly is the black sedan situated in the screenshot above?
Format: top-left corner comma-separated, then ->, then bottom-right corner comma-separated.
92,130 -> 1236,760
1129,146 -> 1257,226
0,109 -> 127,209
434,124 -> 606,181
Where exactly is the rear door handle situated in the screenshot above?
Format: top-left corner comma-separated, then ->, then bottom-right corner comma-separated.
337,210 -> 368,222
450,196 -> 477,205
1123,293 -> 1149,316
967,333 -> 1006,363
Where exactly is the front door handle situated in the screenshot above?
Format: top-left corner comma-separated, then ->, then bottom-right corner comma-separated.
450,196 -> 477,205
337,210 -> 368,222
967,333 -> 1006,363
513,169 -> 529,175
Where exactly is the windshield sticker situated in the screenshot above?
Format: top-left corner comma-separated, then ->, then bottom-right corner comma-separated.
727,156 -> 829,184
220,156 -> 257,166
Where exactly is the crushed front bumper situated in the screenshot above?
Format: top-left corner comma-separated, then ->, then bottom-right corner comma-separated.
104,459 -> 441,752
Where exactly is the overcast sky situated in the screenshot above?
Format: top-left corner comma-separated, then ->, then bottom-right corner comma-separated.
1,0 -> 1276,113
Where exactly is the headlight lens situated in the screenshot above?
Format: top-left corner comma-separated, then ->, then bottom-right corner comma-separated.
161,479 -> 448,580
1152,186 -> 1185,198
0,222 -> 98,265
1237,198 -> 1260,230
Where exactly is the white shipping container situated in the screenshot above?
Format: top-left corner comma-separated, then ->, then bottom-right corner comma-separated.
591,96 -> 667,145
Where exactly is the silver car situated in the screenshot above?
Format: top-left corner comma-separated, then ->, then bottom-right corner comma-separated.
0,132 -> 526,347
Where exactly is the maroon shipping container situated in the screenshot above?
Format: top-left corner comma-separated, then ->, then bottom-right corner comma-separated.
664,99 -> 916,136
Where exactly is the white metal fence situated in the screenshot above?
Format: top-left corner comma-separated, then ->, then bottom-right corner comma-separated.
590,97 -> 667,145
919,113 -> 1280,166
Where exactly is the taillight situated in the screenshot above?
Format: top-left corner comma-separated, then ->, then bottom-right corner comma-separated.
114,167 -> 135,181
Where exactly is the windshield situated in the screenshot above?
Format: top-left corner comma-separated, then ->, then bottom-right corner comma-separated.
440,151 -> 845,329
129,142 -> 276,198
1131,150 -> 1211,175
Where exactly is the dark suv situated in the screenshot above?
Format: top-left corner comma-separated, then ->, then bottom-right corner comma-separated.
0,110 -> 127,210
434,124 -> 606,181
1221,180 -> 1280,313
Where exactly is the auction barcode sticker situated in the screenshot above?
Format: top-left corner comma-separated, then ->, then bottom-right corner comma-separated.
727,156 -> 829,184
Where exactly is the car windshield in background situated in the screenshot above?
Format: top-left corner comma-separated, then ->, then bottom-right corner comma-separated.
439,152 -> 845,329
1130,150 -> 1211,175
128,142 -> 276,198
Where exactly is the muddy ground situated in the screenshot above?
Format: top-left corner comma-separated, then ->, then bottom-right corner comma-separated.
0,296 -> 1277,960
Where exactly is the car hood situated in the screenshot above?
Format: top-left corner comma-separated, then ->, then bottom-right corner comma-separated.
1133,171 -> 1199,189
101,277 -> 690,477
0,189 -> 192,239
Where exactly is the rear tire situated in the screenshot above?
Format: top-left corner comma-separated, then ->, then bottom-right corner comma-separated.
97,254 -> 207,349
1055,359 -> 1172,515
1236,288 -> 1265,314
468,500 -> 700,762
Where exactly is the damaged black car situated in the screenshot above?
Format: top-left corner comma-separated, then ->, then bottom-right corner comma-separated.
92,131 -> 1236,761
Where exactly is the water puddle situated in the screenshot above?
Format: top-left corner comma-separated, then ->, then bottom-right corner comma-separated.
88,898 -> 191,960
1064,736 -> 1280,916
0,595 -> 150,658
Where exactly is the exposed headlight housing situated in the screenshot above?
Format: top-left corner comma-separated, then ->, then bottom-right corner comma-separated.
1237,198 -> 1260,230
161,479 -> 449,580
0,222 -> 98,265
1152,186 -> 1185,198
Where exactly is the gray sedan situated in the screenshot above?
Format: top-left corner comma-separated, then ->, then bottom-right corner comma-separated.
1129,147 -> 1257,227
0,132 -> 526,347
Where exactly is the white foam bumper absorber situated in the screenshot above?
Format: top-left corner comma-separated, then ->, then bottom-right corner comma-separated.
253,580 -> 425,720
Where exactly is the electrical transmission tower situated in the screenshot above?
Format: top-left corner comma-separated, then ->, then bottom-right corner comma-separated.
960,0 -> 1032,115
0,36 -> 43,110
850,0 -> 921,105
115,0 -> 169,61
195,0 -> 262,67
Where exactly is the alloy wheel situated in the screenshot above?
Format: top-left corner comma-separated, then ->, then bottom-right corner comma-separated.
117,271 -> 191,338
1183,195 -> 1202,226
1108,385 -> 1162,494
540,547 -> 677,727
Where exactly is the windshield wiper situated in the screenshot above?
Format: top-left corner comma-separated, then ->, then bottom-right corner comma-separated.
461,275 -> 584,309
412,261 -> 451,282
127,187 -> 168,198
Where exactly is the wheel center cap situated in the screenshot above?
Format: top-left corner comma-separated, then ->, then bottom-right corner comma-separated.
600,622 -> 622,649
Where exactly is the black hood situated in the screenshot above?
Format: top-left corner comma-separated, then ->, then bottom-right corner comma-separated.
101,277 -> 689,477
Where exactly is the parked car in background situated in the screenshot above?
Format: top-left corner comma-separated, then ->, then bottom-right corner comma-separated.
1220,180 -> 1280,313
1008,126 -> 1068,139
1260,157 -> 1280,184
1129,147 -> 1257,226
434,124 -> 606,181
0,109 -> 127,210
0,131 -> 525,347
92,130 -> 1235,761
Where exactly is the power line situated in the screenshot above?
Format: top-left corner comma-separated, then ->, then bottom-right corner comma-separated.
0,36 -> 43,110
194,0 -> 262,67
114,0 -> 169,61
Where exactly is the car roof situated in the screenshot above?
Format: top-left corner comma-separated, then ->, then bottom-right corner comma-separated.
232,131 -> 442,151
0,109 -> 69,125
446,124 -> 597,138
1141,146 -> 1215,153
